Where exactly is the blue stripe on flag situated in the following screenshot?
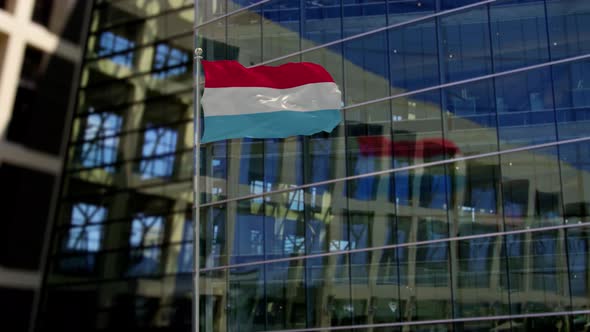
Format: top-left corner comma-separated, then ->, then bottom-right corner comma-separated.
201,109 -> 342,143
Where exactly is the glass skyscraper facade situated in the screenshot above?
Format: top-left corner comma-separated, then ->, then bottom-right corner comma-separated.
38,0 -> 590,331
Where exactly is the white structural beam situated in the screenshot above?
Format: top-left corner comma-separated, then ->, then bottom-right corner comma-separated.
0,141 -> 62,174
0,266 -> 41,290
0,2 -> 82,141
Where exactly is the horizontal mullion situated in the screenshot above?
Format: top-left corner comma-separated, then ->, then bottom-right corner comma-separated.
263,309 -> 590,332
82,55 -> 193,89
49,239 -> 192,260
198,221 -> 590,273
92,3 -> 193,35
69,117 -> 192,146
61,175 -> 192,202
84,30 -> 192,63
67,146 -> 192,173
45,270 -> 194,288
77,87 -> 193,116
53,206 -> 191,231
199,135 -> 590,208
44,222 -> 588,289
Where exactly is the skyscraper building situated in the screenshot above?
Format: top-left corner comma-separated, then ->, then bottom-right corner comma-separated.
37,1 -> 590,332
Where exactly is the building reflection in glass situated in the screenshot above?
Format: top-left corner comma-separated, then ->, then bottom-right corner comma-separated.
38,1 -> 590,332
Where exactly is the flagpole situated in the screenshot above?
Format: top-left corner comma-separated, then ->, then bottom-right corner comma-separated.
193,47 -> 203,332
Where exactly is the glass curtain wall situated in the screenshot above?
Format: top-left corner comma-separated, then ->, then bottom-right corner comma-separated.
37,0 -> 590,332
195,0 -> 590,331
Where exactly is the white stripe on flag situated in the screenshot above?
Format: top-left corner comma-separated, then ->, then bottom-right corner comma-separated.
201,82 -> 342,116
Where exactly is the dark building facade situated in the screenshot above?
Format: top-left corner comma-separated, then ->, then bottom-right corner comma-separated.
0,1 -> 91,332
37,0 -> 590,332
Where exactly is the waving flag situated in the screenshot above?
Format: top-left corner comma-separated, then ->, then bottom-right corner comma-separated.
200,61 -> 342,143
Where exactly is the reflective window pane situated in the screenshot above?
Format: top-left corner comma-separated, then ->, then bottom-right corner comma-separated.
566,228 -> 590,310
262,0 -> 301,62
402,241 -> 452,321
302,0 -> 342,45
440,6 -> 492,82
450,156 -> 503,237
388,0 -> 435,25
547,0 -> 590,60
227,7 -> 262,66
495,68 -> 556,149
501,147 -> 563,230
560,141 -> 590,224
503,230 -> 570,315
228,265 -> 265,331
443,79 -> 498,156
389,19 -> 439,93
490,0 -> 550,72
344,31 -> 389,105
343,0 -> 388,37
553,59 -> 590,140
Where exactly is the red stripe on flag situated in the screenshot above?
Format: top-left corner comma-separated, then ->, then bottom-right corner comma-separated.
202,60 -> 335,89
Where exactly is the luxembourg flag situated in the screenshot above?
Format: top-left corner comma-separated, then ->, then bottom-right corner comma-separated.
200,60 -> 343,143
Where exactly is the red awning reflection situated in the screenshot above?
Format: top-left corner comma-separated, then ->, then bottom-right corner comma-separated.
357,136 -> 460,158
